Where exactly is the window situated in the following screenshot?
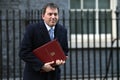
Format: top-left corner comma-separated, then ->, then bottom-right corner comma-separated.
70,0 -> 110,9
70,0 -> 117,48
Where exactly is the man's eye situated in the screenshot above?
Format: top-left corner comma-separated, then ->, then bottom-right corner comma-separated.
54,13 -> 58,16
49,13 -> 52,16
48,13 -> 58,16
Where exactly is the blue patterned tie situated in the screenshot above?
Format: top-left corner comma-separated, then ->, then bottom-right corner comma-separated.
49,28 -> 54,40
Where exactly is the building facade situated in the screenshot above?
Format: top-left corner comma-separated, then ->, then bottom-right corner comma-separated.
0,0 -> 120,79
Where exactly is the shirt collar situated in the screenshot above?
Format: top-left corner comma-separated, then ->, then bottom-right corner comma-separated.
44,22 -> 55,31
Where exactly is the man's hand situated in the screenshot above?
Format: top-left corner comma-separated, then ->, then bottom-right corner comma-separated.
41,61 -> 55,72
55,60 -> 65,66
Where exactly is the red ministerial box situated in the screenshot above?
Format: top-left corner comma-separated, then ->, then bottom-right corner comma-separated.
33,39 -> 67,64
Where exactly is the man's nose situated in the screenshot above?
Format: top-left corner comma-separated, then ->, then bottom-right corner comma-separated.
51,14 -> 56,18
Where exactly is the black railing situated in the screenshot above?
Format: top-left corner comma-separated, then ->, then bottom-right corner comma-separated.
0,10 -> 2,79
0,9 -> 120,80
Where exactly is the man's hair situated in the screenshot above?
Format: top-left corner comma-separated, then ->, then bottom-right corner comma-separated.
42,3 -> 59,15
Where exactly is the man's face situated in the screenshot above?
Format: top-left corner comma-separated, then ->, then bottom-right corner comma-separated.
42,7 -> 59,27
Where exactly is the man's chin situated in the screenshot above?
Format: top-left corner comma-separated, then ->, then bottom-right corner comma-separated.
50,23 -> 56,26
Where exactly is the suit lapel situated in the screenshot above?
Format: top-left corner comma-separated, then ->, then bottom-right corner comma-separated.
39,22 -> 51,42
54,25 -> 61,40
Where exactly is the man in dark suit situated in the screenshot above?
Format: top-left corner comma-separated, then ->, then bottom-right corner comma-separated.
19,2 -> 68,80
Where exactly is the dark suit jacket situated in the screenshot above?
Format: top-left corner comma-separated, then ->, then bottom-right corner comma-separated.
19,20 -> 68,80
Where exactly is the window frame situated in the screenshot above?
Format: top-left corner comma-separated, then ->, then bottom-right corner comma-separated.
69,0 -> 117,48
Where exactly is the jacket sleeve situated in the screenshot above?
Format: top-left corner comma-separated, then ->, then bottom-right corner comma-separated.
19,24 -> 44,71
62,28 -> 69,56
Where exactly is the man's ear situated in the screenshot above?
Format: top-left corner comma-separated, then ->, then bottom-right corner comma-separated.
42,14 -> 44,19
